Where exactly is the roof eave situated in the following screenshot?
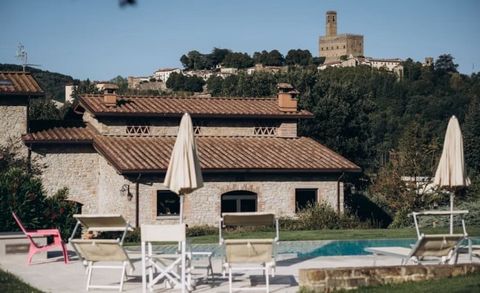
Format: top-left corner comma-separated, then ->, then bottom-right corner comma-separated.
87,112 -> 314,119
119,167 -> 361,175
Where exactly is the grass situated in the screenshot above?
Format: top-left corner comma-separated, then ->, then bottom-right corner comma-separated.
186,226 -> 480,244
0,269 -> 44,293
349,271 -> 480,293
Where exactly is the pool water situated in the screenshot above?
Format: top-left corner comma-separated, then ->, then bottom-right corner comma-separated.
132,237 -> 480,258
294,239 -> 416,258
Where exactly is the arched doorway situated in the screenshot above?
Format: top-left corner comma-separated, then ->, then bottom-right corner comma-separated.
221,190 -> 257,213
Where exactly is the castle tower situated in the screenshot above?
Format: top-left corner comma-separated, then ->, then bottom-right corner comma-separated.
326,11 -> 337,37
319,11 -> 364,62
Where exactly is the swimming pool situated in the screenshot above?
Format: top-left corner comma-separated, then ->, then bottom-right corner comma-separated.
131,237 -> 480,258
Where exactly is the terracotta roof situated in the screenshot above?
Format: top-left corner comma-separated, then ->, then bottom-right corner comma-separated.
23,125 -> 96,144
0,72 -> 44,96
93,136 -> 360,174
78,95 -> 313,119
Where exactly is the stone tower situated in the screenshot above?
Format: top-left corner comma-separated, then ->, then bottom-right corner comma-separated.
319,11 -> 364,62
326,11 -> 337,37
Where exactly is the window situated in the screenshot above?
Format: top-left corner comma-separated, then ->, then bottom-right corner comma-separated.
221,191 -> 257,213
295,189 -> 317,212
157,191 -> 180,216
254,126 -> 276,137
126,125 -> 150,135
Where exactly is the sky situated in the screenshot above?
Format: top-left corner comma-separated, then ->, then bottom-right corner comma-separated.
1,0 -> 479,80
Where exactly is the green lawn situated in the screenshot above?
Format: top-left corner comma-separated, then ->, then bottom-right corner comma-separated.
187,226 -> 480,244
0,269 -> 43,293
347,272 -> 480,293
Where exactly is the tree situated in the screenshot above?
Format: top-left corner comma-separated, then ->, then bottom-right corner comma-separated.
166,72 -> 205,92
0,146 -> 80,239
222,52 -> 254,69
29,98 -> 63,120
434,54 -> 458,73
285,49 -> 312,66
209,48 -> 231,67
110,75 -> 128,94
464,96 -> 480,175
253,50 -> 284,66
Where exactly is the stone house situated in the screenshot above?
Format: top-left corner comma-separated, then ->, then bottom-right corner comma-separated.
2,72 -> 360,227
0,72 -> 44,153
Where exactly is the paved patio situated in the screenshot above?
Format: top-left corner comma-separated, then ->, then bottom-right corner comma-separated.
0,245 -> 476,293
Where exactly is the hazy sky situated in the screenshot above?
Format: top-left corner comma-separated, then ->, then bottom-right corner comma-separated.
1,0 -> 479,80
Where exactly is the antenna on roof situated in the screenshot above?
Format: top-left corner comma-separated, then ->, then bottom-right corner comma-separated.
16,43 -> 41,72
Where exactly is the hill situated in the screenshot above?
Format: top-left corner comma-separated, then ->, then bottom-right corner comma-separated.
0,64 -> 76,101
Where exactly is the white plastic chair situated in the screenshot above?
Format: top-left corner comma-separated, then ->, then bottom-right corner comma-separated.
141,224 -> 188,293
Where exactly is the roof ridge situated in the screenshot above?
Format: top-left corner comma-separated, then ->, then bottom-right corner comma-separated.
82,94 -> 276,101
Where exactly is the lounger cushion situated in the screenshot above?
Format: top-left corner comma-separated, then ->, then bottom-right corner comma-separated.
71,239 -> 129,262
224,239 -> 274,263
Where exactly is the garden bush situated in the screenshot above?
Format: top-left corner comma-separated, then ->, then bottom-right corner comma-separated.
280,201 -> 370,231
0,146 -> 79,240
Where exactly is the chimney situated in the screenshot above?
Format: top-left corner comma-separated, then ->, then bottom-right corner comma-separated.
277,83 -> 298,112
102,83 -> 119,107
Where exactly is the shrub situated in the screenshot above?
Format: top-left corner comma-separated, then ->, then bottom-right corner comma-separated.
0,146 -> 78,239
186,225 -> 218,237
280,201 -> 369,231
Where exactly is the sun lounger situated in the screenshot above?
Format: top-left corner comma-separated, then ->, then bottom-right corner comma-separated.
70,239 -> 134,291
365,234 -> 465,265
12,212 -> 69,265
219,212 -> 279,293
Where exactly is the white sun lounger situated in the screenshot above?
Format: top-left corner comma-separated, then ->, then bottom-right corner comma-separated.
365,234 -> 465,265
70,239 -> 134,292
219,212 -> 279,293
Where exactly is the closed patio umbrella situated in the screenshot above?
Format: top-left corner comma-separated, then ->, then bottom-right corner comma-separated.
164,113 -> 203,223
433,115 -> 470,233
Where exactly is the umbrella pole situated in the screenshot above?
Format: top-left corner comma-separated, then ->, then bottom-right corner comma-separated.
450,192 -> 454,234
179,194 -> 184,224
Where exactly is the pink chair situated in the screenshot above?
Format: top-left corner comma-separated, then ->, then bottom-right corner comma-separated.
12,212 -> 69,265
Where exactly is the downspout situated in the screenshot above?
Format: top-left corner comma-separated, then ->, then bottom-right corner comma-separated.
135,173 -> 142,228
336,172 -> 345,214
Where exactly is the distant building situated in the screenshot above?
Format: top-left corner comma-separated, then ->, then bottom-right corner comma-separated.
319,11 -> 364,62
95,82 -> 119,93
153,68 -> 181,83
127,76 -> 151,89
65,84 -> 77,104
423,57 -> 434,67
247,64 -> 289,75
318,55 -> 404,79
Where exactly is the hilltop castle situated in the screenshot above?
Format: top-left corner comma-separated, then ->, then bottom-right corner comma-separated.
319,11 -> 364,62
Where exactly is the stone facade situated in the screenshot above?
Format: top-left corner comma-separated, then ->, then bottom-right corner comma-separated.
299,264 -> 480,292
31,145 -> 100,214
0,98 -> 28,152
319,11 -> 364,62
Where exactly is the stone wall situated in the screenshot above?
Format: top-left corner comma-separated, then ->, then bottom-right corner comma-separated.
31,145 -> 100,213
0,98 -> 28,152
96,157 -> 136,222
136,174 -> 343,226
299,264 -> 480,292
84,115 -> 291,138
319,34 -> 364,62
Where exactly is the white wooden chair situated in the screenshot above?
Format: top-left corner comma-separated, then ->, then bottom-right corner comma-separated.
141,224 -> 188,293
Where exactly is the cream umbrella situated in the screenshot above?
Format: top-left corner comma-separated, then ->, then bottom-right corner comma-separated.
433,115 -> 470,233
164,113 -> 203,223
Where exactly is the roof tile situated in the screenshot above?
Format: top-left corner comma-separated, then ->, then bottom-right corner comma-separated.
0,72 -> 43,96
79,95 -> 312,118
